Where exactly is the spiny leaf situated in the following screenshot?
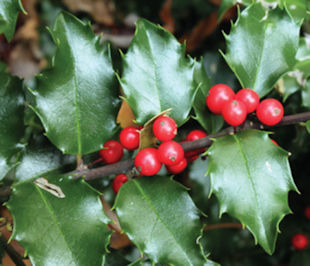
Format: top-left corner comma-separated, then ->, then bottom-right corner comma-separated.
31,12 -> 120,155
119,19 -> 197,126
115,176 -> 209,265
0,72 -> 24,180
192,58 -> 224,134
6,175 -> 111,265
0,0 -> 25,41
222,3 -> 300,97
207,129 -> 298,254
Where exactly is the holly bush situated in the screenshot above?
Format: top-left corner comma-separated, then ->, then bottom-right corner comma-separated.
1,0 -> 310,265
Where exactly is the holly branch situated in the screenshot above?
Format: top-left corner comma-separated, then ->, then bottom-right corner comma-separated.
72,111 -> 310,180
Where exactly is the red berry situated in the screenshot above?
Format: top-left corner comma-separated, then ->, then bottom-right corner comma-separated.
158,140 -> 184,166
134,148 -> 162,176
185,152 -> 200,162
152,116 -> 177,141
291,234 -> 308,250
222,99 -> 247,126
186,129 -> 207,141
256,99 -> 284,126
185,129 -> 207,156
206,84 -> 235,115
166,158 -> 188,174
112,174 -> 128,194
99,140 -> 123,164
119,126 -> 140,150
235,88 -> 260,113
305,206 -> 310,219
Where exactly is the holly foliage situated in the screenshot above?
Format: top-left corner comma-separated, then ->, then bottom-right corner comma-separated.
1,0 -> 310,265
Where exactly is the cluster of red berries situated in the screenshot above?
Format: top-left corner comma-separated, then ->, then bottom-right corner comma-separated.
206,84 -> 284,127
97,116 -> 207,194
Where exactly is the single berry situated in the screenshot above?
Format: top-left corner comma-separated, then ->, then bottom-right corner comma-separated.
99,140 -> 123,164
270,138 -> 278,146
256,98 -> 284,126
158,140 -> 184,166
305,206 -> 310,219
186,129 -> 207,141
235,88 -> 260,113
112,174 -> 128,194
166,158 -> 188,174
222,99 -> 247,126
134,148 -> 162,176
120,126 -> 140,150
152,116 -> 177,141
291,234 -> 308,250
206,84 -> 235,115
185,129 -> 207,156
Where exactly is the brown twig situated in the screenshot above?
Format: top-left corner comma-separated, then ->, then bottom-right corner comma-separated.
204,223 -> 244,231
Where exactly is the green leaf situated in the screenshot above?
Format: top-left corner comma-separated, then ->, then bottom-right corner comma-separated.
6,175 -> 111,265
218,0 -> 253,21
0,0 -> 25,41
277,73 -> 301,102
306,120 -> 310,134
207,129 -> 298,254
222,3 -> 300,97
15,141 -> 74,182
0,72 -> 25,180
301,79 -> 310,108
31,12 -> 120,155
115,176 -> 208,265
119,19 -> 197,126
295,36 -> 310,76
192,59 -> 224,134
284,0 -> 309,22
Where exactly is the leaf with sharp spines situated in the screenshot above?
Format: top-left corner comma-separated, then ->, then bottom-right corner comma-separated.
119,19 -> 197,126
0,72 -> 25,181
222,3 -> 300,97
207,129 -> 298,254
31,12 -> 120,155
115,176 -> 211,265
0,0 -> 25,41
6,175 -> 111,265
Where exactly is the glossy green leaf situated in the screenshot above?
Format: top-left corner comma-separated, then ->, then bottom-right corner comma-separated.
284,0 -> 309,21
218,0 -> 253,21
115,176 -> 208,265
207,129 -> 298,254
0,72 -> 24,180
6,175 -> 111,265
31,12 -> 120,155
119,19 -> 197,126
301,79 -> 310,108
222,3 -> 300,97
0,0 -> 25,41
192,59 -> 224,134
295,36 -> 310,76
15,141 -> 74,182
277,73 -> 301,102
189,157 -> 211,212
